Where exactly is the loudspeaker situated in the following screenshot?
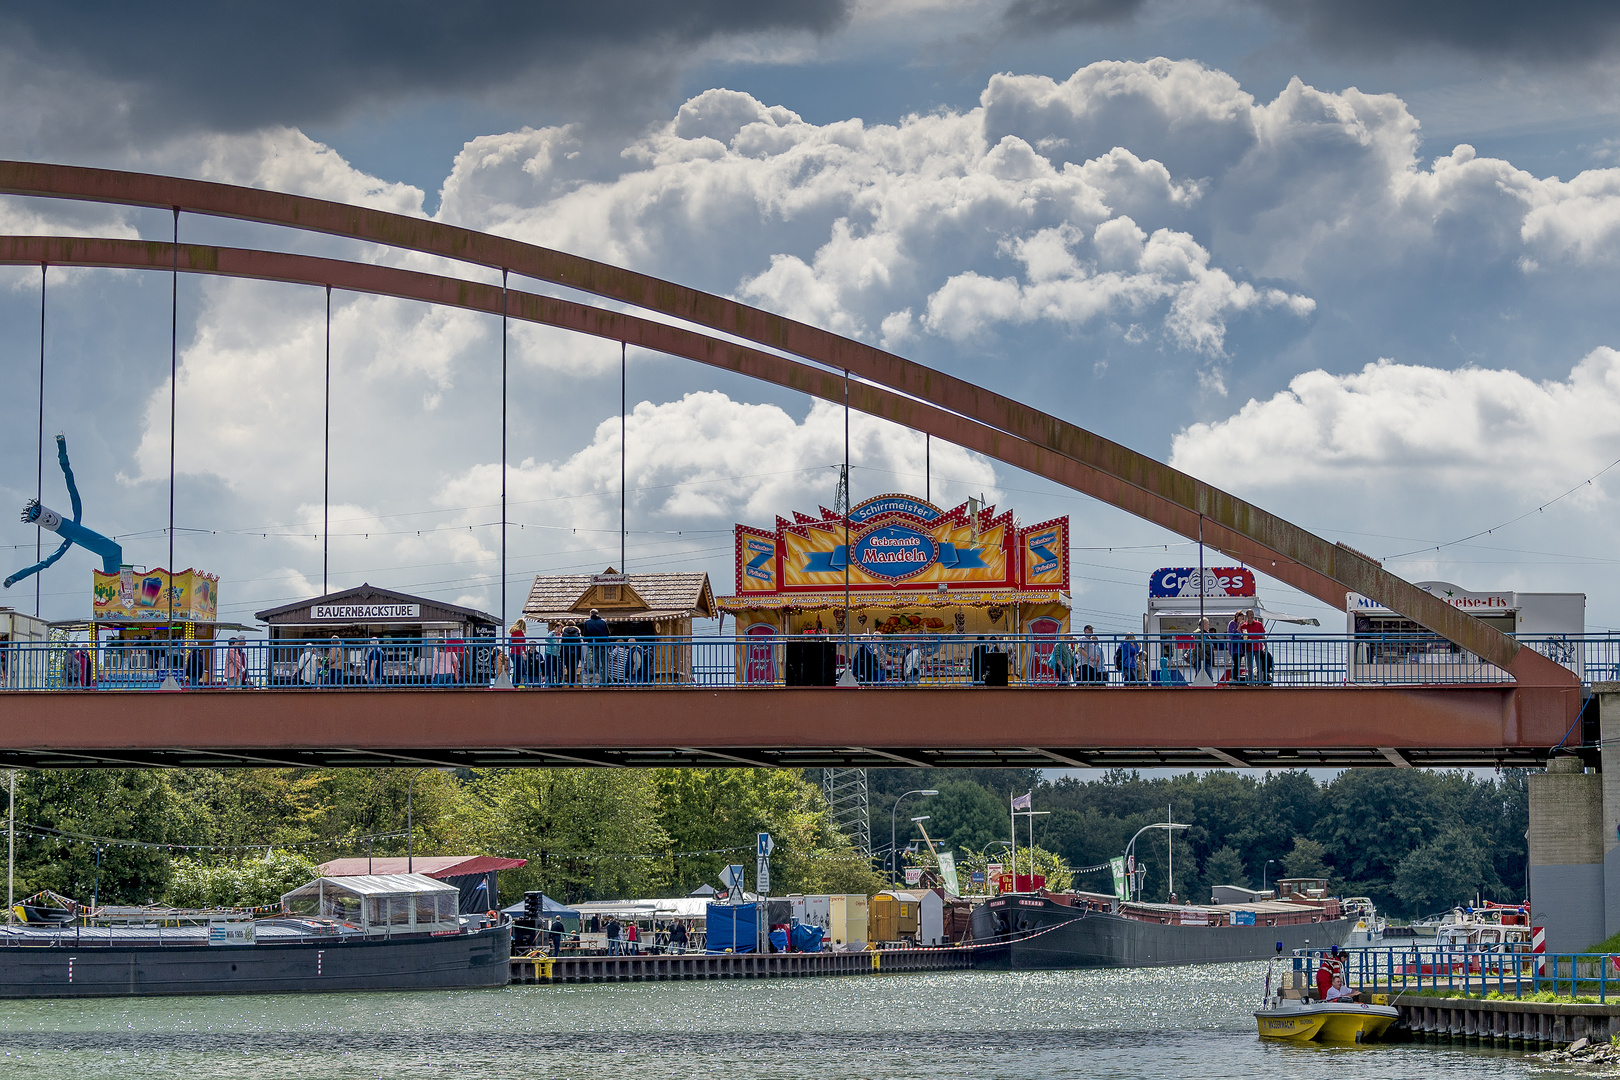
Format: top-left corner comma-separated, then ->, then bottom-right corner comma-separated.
786,641 -> 837,686
984,652 -> 1009,687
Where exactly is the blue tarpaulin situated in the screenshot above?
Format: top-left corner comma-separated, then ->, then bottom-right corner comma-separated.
706,903 -> 759,953
791,923 -> 824,952
767,923 -> 823,953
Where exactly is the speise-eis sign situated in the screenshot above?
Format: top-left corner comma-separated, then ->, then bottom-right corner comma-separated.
852,525 -> 937,581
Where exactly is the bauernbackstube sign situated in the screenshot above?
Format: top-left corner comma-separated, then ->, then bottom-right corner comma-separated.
311,604 -> 421,620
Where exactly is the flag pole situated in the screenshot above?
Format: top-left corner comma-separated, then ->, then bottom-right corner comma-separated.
1009,792 -> 1017,892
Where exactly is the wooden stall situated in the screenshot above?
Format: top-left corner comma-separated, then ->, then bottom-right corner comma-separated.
522,568 -> 717,683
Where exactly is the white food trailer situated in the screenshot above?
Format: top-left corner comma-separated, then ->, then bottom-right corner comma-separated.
1345,581 -> 1585,681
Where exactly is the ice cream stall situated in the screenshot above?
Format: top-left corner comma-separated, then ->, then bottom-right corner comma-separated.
1346,581 -> 1585,682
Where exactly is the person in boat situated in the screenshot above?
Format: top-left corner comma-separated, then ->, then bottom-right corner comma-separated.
1325,974 -> 1360,1002
1316,945 -> 1343,1000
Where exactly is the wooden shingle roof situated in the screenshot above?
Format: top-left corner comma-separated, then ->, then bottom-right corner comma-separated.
522,568 -> 716,624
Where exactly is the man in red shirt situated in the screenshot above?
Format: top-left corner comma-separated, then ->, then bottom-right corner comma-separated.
1241,609 -> 1270,685
1316,945 -> 1342,1000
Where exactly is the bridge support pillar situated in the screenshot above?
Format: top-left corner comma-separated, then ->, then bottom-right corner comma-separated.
1529,754 -> 1604,951
1601,689 -> 1620,940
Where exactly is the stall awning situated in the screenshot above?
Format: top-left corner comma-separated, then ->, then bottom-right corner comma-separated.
717,589 -> 1064,612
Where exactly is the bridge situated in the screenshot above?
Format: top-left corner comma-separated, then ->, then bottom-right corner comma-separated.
0,161 -> 1587,771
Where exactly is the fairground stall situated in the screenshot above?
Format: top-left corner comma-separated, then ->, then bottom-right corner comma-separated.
83,566 -> 242,686
1143,565 -> 1321,684
1346,581 -> 1585,682
256,583 -> 500,685
716,494 -> 1070,684
522,568 -> 717,683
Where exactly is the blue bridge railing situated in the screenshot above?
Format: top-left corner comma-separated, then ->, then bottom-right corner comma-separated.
0,631 -> 1598,691
1299,945 -> 1620,1003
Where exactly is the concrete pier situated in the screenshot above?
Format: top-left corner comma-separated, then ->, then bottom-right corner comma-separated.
1377,991 -> 1620,1047
510,947 -> 976,984
1530,754 -> 1605,951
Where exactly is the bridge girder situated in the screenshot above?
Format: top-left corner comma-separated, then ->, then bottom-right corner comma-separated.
0,687 -> 1566,770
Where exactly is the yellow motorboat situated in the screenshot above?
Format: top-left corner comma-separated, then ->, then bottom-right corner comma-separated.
1254,947 -> 1398,1043
1254,1001 -> 1398,1043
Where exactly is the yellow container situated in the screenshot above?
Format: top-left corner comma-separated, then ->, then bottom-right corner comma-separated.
827,894 -> 869,949
869,891 -> 920,942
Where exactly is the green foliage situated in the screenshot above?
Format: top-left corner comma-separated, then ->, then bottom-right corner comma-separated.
1392,825 -> 1498,912
1203,846 -> 1248,889
654,769 -> 880,899
1282,836 -> 1329,878
11,770 -> 180,904
864,765 -> 1530,916
912,780 -> 1011,855
469,769 -> 669,904
164,852 -> 320,909
1586,929 -> 1620,954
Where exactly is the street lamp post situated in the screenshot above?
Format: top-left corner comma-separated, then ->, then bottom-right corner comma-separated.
1262,859 -> 1278,895
890,789 -> 938,886
406,767 -> 432,873
1123,820 -> 1191,903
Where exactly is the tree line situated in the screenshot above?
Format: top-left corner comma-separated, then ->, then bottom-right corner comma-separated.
2,764 -> 1527,918
866,766 -> 1529,918
2,767 -> 881,908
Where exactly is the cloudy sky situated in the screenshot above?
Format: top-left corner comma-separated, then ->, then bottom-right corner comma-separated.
4,0 -> 1620,635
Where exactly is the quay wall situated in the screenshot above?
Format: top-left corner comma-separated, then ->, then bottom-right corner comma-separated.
1360,989 -> 1620,1047
511,947 -> 976,984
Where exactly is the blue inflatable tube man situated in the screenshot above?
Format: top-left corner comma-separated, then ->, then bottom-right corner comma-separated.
5,434 -> 123,588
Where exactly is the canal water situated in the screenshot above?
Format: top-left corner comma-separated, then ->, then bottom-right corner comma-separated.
0,963 -> 1559,1078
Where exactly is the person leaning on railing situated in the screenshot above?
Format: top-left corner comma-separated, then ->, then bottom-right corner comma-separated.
583,608 -> 611,687
560,624 -> 583,685
1242,610 -> 1272,685
326,635 -> 346,686
1115,633 -> 1143,685
509,618 -> 528,687
297,641 -> 320,688
225,635 -> 248,688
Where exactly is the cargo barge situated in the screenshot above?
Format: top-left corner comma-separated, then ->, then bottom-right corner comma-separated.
0,873 -> 510,998
969,893 -> 1350,969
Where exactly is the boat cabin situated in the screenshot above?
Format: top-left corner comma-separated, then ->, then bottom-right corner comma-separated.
1276,877 -> 1330,902
279,874 -> 461,936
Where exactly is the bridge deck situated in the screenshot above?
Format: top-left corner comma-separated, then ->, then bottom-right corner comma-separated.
0,684 -> 1571,769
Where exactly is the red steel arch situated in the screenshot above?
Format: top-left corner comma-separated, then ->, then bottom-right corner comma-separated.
0,160 -> 1566,688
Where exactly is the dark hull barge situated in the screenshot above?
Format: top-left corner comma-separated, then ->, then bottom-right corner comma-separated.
970,894 -> 1350,969
0,918 -> 511,998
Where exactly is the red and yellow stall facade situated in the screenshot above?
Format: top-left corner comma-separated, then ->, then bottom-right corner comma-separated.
718,494 -> 1070,638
